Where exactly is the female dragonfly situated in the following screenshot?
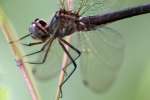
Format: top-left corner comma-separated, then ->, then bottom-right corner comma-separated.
11,0 -> 150,97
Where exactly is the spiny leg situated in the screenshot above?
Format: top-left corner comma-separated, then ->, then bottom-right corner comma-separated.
23,40 -> 50,57
59,38 -> 81,70
59,38 -> 81,78
58,40 -> 77,98
26,38 -> 54,64
21,41 -> 44,46
9,33 -> 31,43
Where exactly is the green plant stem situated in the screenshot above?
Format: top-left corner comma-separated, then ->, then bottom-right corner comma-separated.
0,7 -> 41,100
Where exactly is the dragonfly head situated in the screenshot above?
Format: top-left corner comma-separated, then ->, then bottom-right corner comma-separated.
29,18 -> 49,41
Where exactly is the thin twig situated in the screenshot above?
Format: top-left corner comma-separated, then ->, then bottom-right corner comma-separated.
55,36 -> 72,100
0,8 -> 41,100
55,0 -> 73,100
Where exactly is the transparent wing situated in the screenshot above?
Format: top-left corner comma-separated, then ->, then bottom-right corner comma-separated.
73,0 -> 118,16
78,26 -> 125,93
22,39 -> 63,81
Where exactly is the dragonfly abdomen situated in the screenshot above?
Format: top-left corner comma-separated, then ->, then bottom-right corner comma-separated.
79,3 -> 150,30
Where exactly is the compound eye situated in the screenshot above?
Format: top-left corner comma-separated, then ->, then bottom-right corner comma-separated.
39,20 -> 47,27
34,18 -> 39,22
29,23 -> 37,33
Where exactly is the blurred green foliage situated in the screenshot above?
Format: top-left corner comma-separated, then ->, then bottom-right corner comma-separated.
0,87 -> 9,100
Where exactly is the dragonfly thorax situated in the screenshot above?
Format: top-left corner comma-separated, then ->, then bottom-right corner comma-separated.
48,9 -> 80,37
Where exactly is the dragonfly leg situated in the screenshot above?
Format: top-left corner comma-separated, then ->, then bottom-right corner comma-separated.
59,38 -> 81,77
60,38 -> 81,66
58,40 -> 78,98
9,33 -> 31,44
21,41 -> 44,46
23,41 -> 49,57
25,38 -> 54,64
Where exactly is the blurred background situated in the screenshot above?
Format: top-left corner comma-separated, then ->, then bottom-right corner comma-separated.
0,0 -> 150,100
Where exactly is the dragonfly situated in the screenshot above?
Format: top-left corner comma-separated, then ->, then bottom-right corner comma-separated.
11,0 -> 150,97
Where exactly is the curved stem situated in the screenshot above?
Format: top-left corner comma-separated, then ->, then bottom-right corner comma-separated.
0,8 -> 41,100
